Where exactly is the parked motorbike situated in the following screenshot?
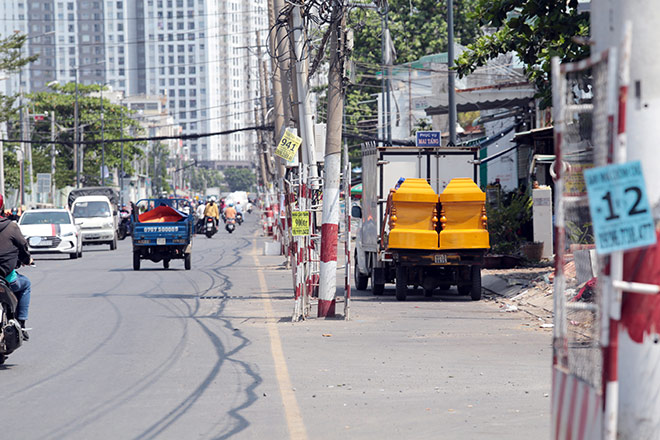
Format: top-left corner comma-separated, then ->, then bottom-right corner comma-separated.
236,212 -> 244,225
204,216 -> 218,238
0,279 -> 25,365
225,217 -> 236,234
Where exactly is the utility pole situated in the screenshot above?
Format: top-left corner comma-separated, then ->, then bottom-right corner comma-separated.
291,5 -> 318,177
50,113 -> 56,205
74,69 -> 80,188
120,112 -> 124,205
591,3 -> 660,438
100,84 -> 105,185
447,0 -> 457,145
0,121 -> 5,198
318,2 -> 346,318
273,0 -> 294,173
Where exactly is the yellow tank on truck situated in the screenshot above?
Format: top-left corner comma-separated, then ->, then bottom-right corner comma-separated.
387,178 -> 440,250
438,178 -> 490,250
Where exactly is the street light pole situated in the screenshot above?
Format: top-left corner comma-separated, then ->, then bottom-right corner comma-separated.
447,0 -> 457,146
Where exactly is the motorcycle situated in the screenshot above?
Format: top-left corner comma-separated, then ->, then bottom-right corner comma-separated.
118,214 -> 132,240
0,279 -> 25,365
236,212 -> 244,225
225,217 -> 236,234
205,216 -> 218,238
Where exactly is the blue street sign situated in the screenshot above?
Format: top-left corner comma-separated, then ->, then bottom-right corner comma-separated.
584,161 -> 657,255
415,131 -> 442,147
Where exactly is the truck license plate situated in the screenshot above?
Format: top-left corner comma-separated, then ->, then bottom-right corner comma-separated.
157,238 -> 166,245
434,254 -> 447,264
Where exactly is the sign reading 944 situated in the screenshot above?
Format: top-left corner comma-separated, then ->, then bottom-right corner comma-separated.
584,161 -> 657,255
274,129 -> 303,162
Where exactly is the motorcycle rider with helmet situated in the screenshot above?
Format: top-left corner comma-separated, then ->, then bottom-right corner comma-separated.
0,194 -> 32,340
204,198 -> 220,226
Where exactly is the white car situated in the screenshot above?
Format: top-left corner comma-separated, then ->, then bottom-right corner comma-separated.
18,209 -> 83,259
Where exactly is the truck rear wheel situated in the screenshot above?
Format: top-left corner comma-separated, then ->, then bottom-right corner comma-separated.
184,253 -> 192,270
354,261 -> 368,290
133,252 -> 141,271
395,266 -> 407,301
470,266 -> 482,301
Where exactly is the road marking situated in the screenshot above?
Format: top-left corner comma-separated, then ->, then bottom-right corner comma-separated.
253,239 -> 308,440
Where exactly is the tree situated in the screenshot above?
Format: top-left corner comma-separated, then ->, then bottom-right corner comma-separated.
455,0 -> 590,108
223,167 -> 255,192
27,84 -> 145,188
0,33 -> 40,190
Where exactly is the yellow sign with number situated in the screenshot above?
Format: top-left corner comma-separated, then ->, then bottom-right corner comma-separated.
291,211 -> 310,236
274,129 -> 303,162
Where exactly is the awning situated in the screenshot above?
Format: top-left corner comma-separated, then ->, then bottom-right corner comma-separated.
351,183 -> 362,196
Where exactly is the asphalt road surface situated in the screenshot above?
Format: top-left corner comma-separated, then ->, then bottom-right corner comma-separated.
1,214 -> 551,439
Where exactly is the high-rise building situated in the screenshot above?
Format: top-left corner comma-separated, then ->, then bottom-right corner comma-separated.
1,0 -> 268,164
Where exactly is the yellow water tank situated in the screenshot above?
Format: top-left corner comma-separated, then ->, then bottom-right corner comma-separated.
438,178 -> 490,250
387,178 -> 439,250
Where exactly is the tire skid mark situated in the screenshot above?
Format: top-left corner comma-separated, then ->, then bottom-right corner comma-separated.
134,227 -> 260,439
6,271 -> 128,397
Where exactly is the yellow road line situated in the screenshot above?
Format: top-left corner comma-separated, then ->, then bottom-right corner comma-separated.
253,240 -> 308,440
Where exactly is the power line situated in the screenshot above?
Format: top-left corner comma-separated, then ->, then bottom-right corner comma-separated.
0,124 -> 274,145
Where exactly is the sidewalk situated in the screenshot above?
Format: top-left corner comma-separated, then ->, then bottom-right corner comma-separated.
251,233 -> 552,439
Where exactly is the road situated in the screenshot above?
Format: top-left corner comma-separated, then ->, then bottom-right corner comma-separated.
1,214 -> 551,439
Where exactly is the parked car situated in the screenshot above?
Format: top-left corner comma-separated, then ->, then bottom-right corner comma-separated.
18,209 -> 83,259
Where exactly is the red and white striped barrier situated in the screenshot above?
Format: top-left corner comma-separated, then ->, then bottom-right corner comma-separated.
552,368 -> 603,440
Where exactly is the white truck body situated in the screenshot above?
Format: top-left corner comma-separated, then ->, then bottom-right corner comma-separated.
358,144 -> 477,254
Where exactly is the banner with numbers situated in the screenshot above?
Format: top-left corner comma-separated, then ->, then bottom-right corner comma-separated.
291,211 -> 310,236
584,160 -> 656,255
274,129 -> 303,162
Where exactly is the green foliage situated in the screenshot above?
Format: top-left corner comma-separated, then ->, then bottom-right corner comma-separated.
149,142 -> 171,195
350,0 -> 480,66
189,167 -> 225,192
26,83 -> 145,189
223,167 -> 255,192
486,191 -> 532,255
455,0 -> 590,108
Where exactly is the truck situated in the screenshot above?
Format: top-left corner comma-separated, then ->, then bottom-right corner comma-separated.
353,143 -> 490,301
131,198 -> 194,270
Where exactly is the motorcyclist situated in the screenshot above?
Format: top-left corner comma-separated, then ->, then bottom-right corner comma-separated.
0,195 -> 32,340
224,203 -> 237,221
204,198 -> 220,226
195,201 -> 205,231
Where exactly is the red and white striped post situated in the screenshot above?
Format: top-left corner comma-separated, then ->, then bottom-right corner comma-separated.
318,7 -> 345,318
593,4 -> 660,437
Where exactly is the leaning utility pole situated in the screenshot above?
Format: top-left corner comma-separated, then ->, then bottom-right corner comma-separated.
271,0 -> 293,177
318,2 -> 346,317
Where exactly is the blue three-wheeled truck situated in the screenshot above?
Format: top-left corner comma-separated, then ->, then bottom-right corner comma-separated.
131,198 -> 194,270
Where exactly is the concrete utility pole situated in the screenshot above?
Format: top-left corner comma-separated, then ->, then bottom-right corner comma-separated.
271,0 -> 294,177
380,1 -> 392,145
100,85 -> 105,185
120,112 -> 124,205
0,122 -> 5,198
591,3 -> 660,438
318,2 -> 346,317
256,31 -> 271,192
50,113 -> 56,205
74,69 -> 80,188
447,0 -> 457,145
291,5 -> 318,177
